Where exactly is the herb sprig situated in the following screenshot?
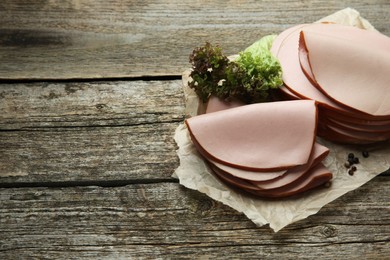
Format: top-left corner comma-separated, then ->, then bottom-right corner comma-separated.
188,36 -> 283,104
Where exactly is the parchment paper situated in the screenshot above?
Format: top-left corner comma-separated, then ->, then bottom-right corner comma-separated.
173,8 -> 390,232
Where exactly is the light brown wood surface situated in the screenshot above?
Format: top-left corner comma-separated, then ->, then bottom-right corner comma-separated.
1,178 -> 390,259
0,0 -> 389,79
0,0 -> 389,259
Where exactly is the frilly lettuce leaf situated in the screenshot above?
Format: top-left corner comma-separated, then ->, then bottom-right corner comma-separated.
243,34 -> 277,57
235,34 -> 283,91
189,35 -> 283,103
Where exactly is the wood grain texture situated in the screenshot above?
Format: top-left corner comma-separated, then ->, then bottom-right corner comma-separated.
0,80 -> 185,184
0,123 -> 180,184
0,80 -> 185,129
0,0 -> 389,79
1,177 -> 389,259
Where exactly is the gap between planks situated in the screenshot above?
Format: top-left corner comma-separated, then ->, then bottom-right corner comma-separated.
0,75 -> 182,84
0,178 -> 179,189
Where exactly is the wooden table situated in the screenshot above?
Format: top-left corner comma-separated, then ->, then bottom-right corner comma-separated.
1,1 -> 389,258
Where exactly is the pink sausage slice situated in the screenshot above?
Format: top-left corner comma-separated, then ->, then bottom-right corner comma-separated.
271,24 -> 349,114
317,122 -> 388,144
207,142 -> 328,183
278,85 -> 300,100
208,158 -> 286,181
320,123 -> 390,143
299,26 -> 390,118
209,163 -> 264,191
251,143 -> 329,189
250,163 -> 332,198
318,106 -> 390,126
273,23 -> 390,121
205,96 -> 246,114
212,162 -> 332,198
324,116 -> 390,133
185,100 -> 317,171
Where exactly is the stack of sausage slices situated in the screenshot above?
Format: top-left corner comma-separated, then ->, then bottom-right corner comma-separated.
185,23 -> 389,198
185,99 -> 333,198
271,23 -> 390,144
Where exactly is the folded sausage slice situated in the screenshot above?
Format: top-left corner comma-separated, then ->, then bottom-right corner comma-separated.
206,142 -> 328,183
318,106 -> 390,126
319,123 -> 390,144
185,100 -> 317,171
271,23 -> 349,113
273,23 -> 390,120
208,158 -> 286,181
273,23 -> 390,144
211,162 -> 332,198
278,85 -> 300,100
299,26 -> 390,117
209,163 -> 265,191
251,143 -> 329,189
205,96 -> 245,114
324,116 -> 390,133
249,163 -> 332,198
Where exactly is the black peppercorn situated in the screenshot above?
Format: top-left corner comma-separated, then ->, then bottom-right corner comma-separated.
348,153 -> 355,159
351,165 -> 357,172
353,157 -> 359,164
348,169 -> 354,176
348,157 -> 355,165
362,151 -> 369,158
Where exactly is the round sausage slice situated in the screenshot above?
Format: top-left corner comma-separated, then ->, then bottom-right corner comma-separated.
185,100 -> 317,171
299,25 -> 390,118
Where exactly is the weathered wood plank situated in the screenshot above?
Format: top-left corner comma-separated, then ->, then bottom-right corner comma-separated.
0,0 -> 389,79
0,123 -> 179,184
0,80 -> 185,129
0,80 -> 184,184
1,177 -> 389,259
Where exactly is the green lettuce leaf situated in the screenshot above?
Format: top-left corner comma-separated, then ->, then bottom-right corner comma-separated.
188,35 -> 283,103
244,35 -> 276,55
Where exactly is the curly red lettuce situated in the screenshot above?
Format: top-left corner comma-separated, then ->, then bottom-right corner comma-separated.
188,35 -> 283,104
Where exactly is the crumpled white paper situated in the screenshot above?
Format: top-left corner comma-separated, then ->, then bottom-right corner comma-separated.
173,8 -> 390,232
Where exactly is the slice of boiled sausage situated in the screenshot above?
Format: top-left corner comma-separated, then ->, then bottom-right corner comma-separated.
206,142 -> 328,183
271,24 -> 349,113
299,25 -> 390,118
211,162 -> 332,198
249,163 -> 332,198
205,96 -> 245,114
185,100 -> 318,171
251,143 -> 329,190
